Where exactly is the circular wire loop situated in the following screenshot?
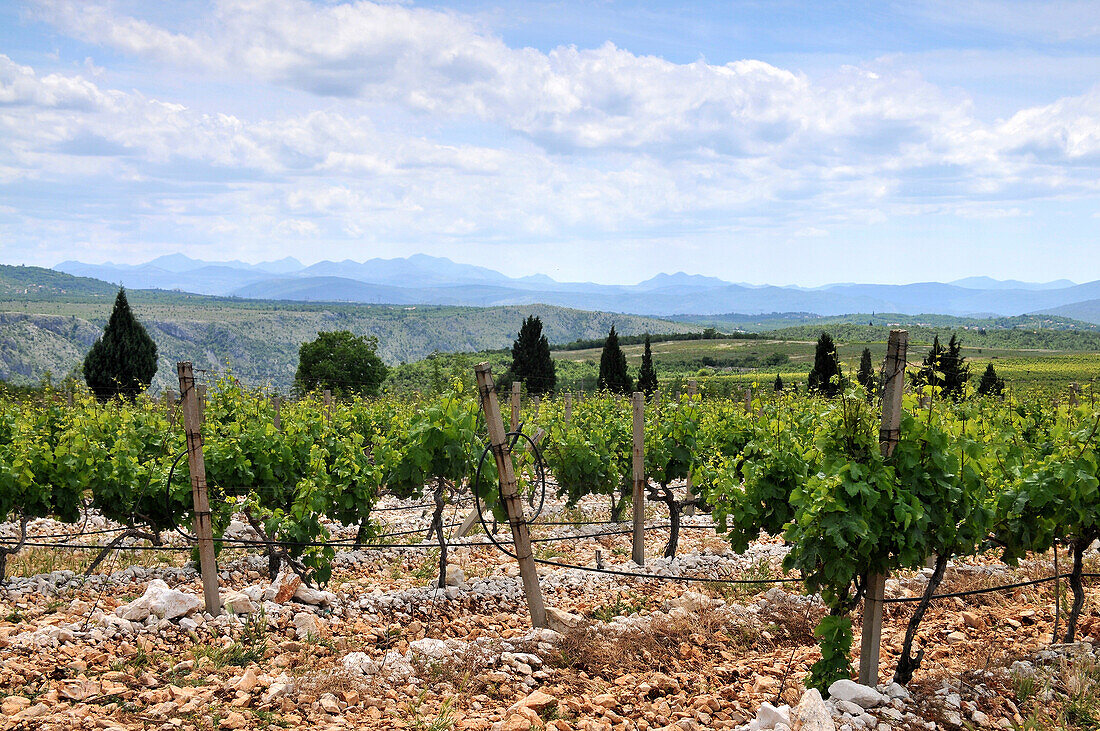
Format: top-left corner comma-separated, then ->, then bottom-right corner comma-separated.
472,429 -> 548,542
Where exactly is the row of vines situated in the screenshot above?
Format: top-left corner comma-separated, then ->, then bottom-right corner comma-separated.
0,376 -> 1096,692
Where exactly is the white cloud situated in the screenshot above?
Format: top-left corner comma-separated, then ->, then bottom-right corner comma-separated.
7,1 -> 1100,280
997,87 -> 1100,163
0,55 -> 113,109
33,0 -> 212,66
29,0 -> 980,160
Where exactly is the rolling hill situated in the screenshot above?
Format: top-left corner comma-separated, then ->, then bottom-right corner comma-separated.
0,266 -> 695,392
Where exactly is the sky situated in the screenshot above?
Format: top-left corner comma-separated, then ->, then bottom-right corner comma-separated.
1,0 -> 1099,286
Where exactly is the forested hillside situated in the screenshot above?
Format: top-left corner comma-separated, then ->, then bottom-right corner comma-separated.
1,288 -> 691,392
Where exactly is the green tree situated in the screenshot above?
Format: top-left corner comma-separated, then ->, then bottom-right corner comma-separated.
942,334 -> 970,398
915,334 -> 970,400
83,288 -> 158,400
773,373 -> 784,392
977,363 -> 1005,397
636,334 -> 658,396
294,331 -> 388,397
914,335 -> 945,394
597,326 -> 633,394
509,316 -> 556,395
856,347 -> 875,396
807,332 -> 841,397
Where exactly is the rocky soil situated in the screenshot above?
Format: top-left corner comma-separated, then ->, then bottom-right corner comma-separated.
1,495 -> 1099,731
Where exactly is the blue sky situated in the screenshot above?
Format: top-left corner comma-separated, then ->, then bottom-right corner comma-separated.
1,0 -> 1099,286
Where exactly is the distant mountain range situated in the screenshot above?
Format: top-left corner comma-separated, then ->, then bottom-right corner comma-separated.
52,254 -> 1100,322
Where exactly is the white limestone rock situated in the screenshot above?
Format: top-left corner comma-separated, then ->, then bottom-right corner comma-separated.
118,580 -> 202,622
828,680 -> 888,709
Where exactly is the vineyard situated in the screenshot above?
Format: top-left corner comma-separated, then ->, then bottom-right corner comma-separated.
2,344 -> 1100,731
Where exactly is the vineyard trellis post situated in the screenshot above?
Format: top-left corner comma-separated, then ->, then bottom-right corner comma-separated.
165,389 -> 176,422
859,329 -> 908,686
323,389 -> 332,423
177,362 -> 222,616
564,392 -> 572,423
632,391 -> 645,566
272,396 -> 282,432
474,363 -> 546,628
511,382 -> 522,432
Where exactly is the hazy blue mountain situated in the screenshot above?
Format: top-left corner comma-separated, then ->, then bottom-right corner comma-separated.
299,254 -> 512,287
952,276 -> 1076,291
633,272 -> 730,291
54,261 -> 269,294
50,253 -> 1100,318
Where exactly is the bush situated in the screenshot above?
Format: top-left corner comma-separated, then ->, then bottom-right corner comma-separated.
294,331 -> 387,397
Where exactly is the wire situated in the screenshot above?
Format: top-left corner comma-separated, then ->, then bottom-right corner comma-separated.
883,571 -> 1100,604
530,555 -> 805,585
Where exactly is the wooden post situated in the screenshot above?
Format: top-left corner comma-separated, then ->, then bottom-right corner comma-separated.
632,392 -> 645,566
323,389 -> 332,423
859,329 -> 908,687
177,362 -> 221,616
66,389 -> 74,409
743,387 -> 752,413
564,392 -> 572,423
1069,384 -> 1079,407
687,380 -> 698,397
272,396 -> 282,432
474,364 -> 546,628
510,382 -> 521,432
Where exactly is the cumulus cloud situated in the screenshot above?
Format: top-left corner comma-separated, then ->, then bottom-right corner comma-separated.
30,0 -> 982,159
8,0 -> 1100,278
997,87 -> 1100,163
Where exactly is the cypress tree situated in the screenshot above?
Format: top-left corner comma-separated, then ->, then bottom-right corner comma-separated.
916,334 -> 970,400
977,363 -> 1005,397
942,334 -> 970,399
597,325 -> 633,394
83,288 -> 158,400
636,334 -> 658,396
509,316 -> 556,395
774,373 -> 784,392
856,347 -> 875,395
807,332 -> 841,397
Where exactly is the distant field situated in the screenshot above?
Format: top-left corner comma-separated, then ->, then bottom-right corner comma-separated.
552,336 -> 1100,396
